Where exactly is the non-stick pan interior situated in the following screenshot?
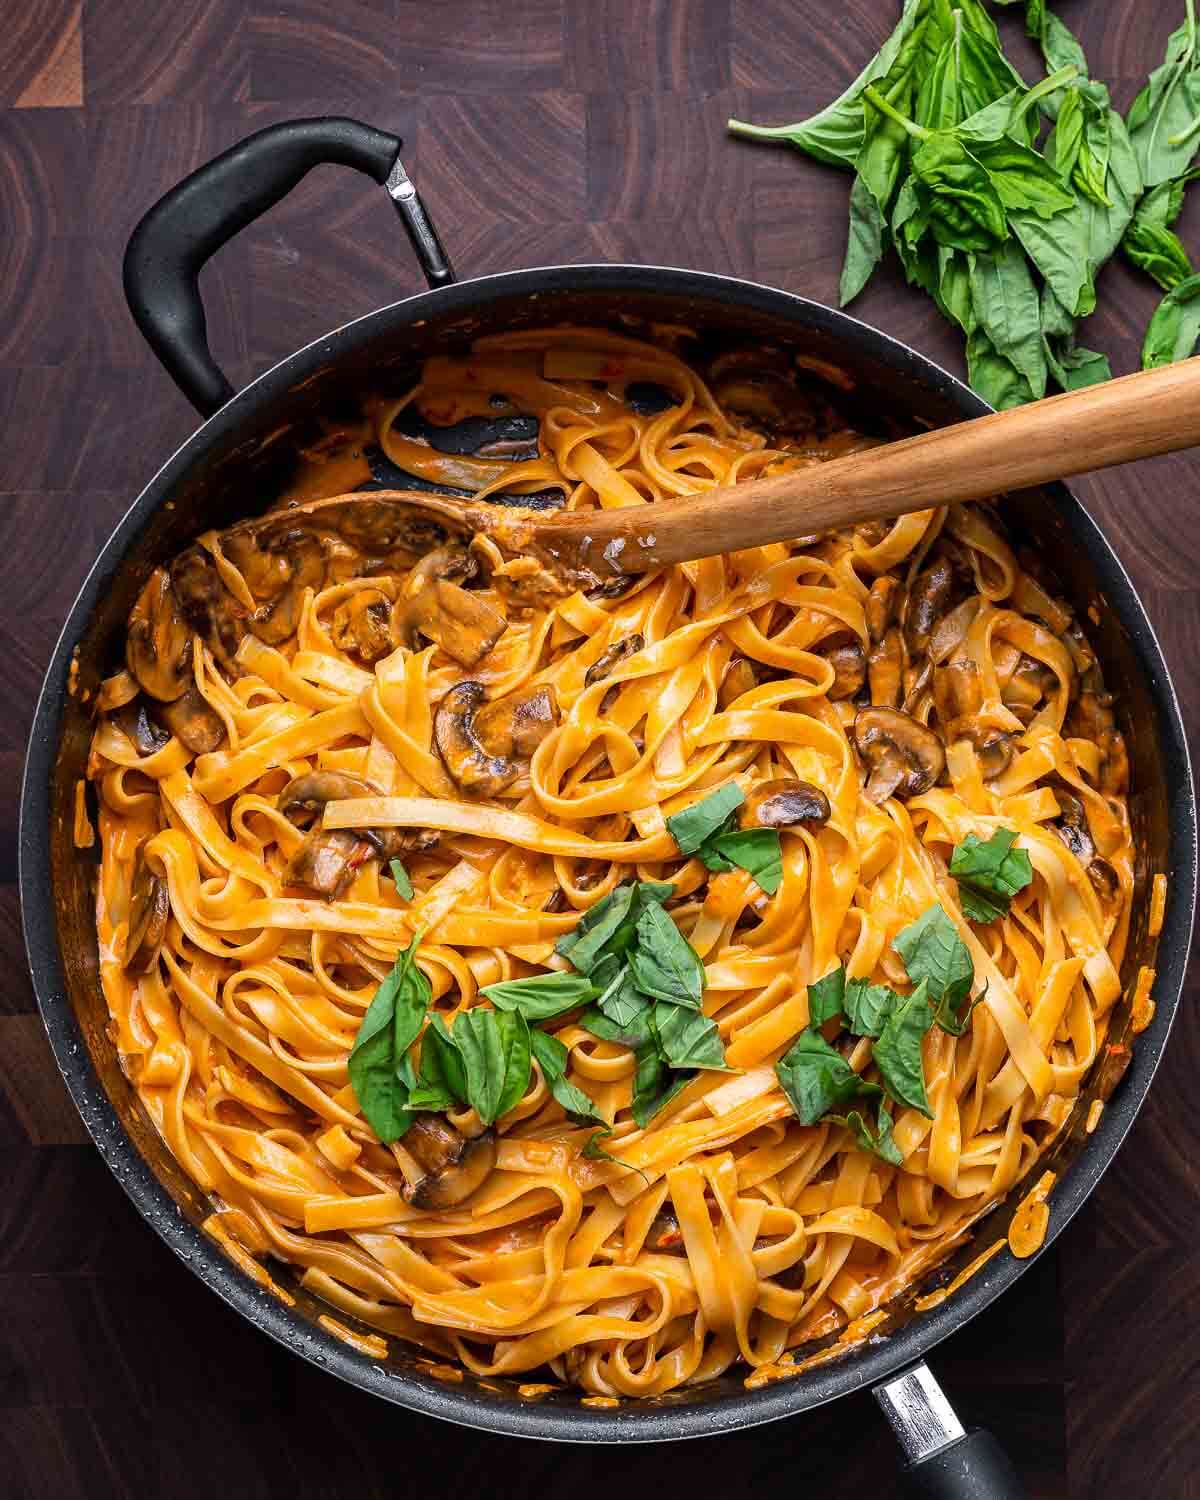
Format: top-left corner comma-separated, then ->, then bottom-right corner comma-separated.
25,269 -> 1195,1440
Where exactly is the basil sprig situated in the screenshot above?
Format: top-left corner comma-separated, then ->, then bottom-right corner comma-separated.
389,857 -> 413,902
665,783 -> 784,895
481,970 -> 598,1020
347,936 -> 429,1143
949,827 -> 1034,922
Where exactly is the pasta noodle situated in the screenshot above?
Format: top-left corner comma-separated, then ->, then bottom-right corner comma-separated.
88,326 -> 1137,1395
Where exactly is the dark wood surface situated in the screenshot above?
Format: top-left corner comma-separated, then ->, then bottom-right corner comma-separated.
2,3 -> 1197,1495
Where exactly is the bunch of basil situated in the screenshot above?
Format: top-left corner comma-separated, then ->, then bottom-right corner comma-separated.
729,0 -> 1148,406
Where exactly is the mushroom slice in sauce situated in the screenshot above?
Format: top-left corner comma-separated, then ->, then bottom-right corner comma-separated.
739,778 -> 830,830
868,627 -> 903,708
434,682 -> 521,796
115,698 -> 172,757
718,656 -> 758,710
853,707 -> 946,803
283,828 -> 370,900
904,556 -> 956,657
823,640 -> 867,700
330,588 -> 394,664
399,1115 -> 497,1209
1053,788 -> 1096,865
278,770 -> 439,871
125,849 -> 169,973
584,634 -> 645,687
474,684 -> 559,760
126,568 -> 193,702
158,684 -> 226,754
394,580 -> 507,668
865,576 -> 901,645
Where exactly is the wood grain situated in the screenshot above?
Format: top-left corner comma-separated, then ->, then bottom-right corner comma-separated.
1,3 -> 1198,1497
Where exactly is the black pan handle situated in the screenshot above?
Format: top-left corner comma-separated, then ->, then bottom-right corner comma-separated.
122,116 -> 454,417
876,1363 -> 1027,1500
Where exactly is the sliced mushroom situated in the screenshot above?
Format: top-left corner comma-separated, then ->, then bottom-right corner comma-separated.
331,588 -> 394,664
854,707 -> 946,803
584,634 -> 645,687
1060,621 -> 1096,678
399,1114 -> 497,1210
115,698 -> 171,757
1069,688 -> 1130,795
956,721 -> 1015,779
711,370 -> 817,435
170,545 -> 247,671
283,828 -> 370,899
1003,653 -> 1056,711
644,1208 -> 686,1255
933,653 -> 983,726
1053,788 -> 1096,865
158,684 -> 226,754
126,568 -> 193,702
865,576 -> 901,645
434,682 -> 519,796
868,627 -> 903,708
125,849 -> 169,973
1088,857 -> 1120,904
278,771 -> 439,866
739,778 -> 830,830
474,684 -> 559,759
823,640 -> 867,700
904,556 -> 956,657
718,656 -> 758,710
929,596 -> 981,664
394,580 -> 507,668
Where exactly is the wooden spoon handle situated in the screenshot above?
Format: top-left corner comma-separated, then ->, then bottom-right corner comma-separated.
533,358 -> 1200,578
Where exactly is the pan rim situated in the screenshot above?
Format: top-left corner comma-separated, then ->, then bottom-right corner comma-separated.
19,262 -> 1198,1442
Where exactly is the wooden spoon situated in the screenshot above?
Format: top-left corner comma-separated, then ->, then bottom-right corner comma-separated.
316,358 -> 1200,590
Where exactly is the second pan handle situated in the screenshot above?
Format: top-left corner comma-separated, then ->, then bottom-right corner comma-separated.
122,116 -> 453,417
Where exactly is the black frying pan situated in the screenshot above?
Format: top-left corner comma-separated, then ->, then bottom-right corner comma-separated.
18,117 -> 1198,1497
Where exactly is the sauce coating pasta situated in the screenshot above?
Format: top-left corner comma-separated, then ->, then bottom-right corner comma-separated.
89,327 -> 1134,1394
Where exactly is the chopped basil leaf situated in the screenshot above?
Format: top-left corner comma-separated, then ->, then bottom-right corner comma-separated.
347,935 -> 430,1143
389,857 -> 413,902
653,1001 -> 730,1071
555,880 -> 673,975
845,976 -> 899,1039
531,1029 -> 607,1125
666,782 -> 746,855
807,965 -> 846,1027
407,1012 -> 467,1112
481,970 -> 597,1020
452,1007 -> 531,1125
581,1005 -> 655,1050
628,902 -> 705,1007
950,827 -> 1034,922
775,1028 -> 881,1126
873,979 -> 934,1117
894,904 -> 976,1035
631,1042 -> 693,1128
826,1098 -> 904,1166
702,827 -> 784,895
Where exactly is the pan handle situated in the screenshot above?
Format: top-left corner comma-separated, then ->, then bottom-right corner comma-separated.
122,116 -> 454,417
876,1362 -> 1027,1499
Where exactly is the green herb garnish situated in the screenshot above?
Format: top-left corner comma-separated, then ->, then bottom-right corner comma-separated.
347,935 -> 430,1143
872,979 -> 935,1116
949,827 -> 1034,922
480,970 -> 598,1020
666,783 -> 785,895
666,782 -> 746,854
451,1007 -> 531,1126
628,902 -> 706,1007
555,880 -> 672,974
530,1030 -> 606,1125
389,857 -> 413,902
1142,271 -> 1200,365
826,1098 -> 905,1166
775,1028 -> 882,1125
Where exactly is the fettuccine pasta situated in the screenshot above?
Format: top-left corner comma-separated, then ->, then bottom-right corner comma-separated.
88,326 -> 1135,1395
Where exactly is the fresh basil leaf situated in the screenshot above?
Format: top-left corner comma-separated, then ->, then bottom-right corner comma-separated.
1143,272 -> 1200,367
916,13 -> 1022,133
727,0 -> 928,170
481,970 -> 597,1020
451,1007 -> 531,1125
703,827 -> 784,895
1044,336 -> 1112,391
1052,87 -> 1085,180
1125,6 -> 1200,187
581,1005 -> 654,1049
873,979 -> 934,1116
966,326 -> 1038,409
1123,214 -> 1193,290
841,172 -> 888,306
628,903 -> 705,1008
971,136 -> 1077,220
347,936 -> 430,1143
950,828 -> 1035,922
666,782 -> 745,856
845,977 -> 900,1039
807,965 -> 846,1028
407,1013 -> 467,1112
776,1028 -> 881,1126
531,1029 -> 606,1125
935,245 -> 978,334
631,1038 -> 692,1129
596,963 -> 652,1029
911,133 -> 1011,245
389,858 -> 413,902
968,240 -> 1048,399
554,879 -> 673,975
1074,99 -> 1112,207
653,1001 -> 729,1071
894,905 -> 976,1034
826,1097 -> 904,1166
